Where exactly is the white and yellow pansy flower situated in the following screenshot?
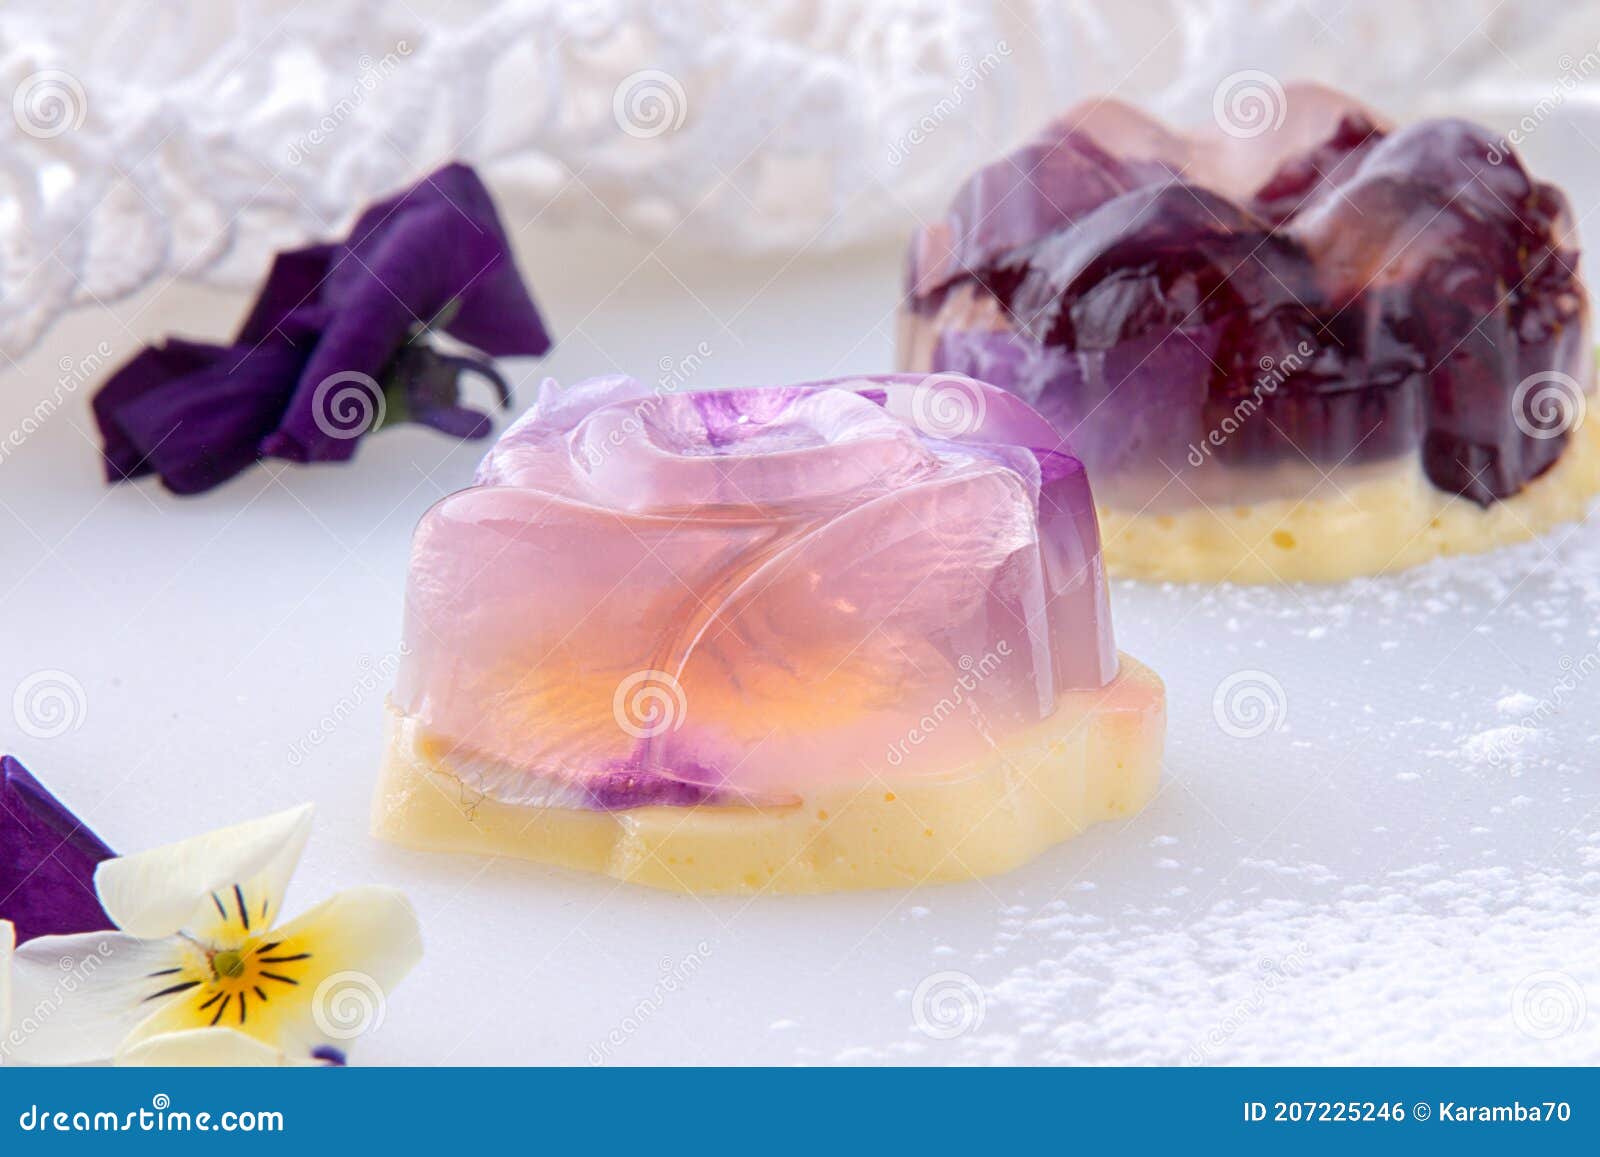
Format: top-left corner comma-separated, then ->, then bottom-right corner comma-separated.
5,805 -> 420,1066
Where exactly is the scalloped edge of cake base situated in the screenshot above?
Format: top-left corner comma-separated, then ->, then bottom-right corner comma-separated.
1098,417 -> 1600,584
370,657 -> 1165,894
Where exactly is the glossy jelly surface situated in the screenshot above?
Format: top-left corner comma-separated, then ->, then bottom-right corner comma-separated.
392,374 -> 1115,809
901,84 -> 1591,509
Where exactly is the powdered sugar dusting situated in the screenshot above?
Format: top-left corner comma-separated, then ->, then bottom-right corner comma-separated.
835,518 -> 1600,1065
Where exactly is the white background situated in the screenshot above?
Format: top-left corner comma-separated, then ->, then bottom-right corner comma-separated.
3,218 -> 1598,1065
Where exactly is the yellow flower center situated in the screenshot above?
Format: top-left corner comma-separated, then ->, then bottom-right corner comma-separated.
213,949 -> 248,979
140,886 -> 316,1037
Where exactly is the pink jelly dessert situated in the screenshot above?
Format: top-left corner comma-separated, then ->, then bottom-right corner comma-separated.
899,84 -> 1598,581
376,373 -> 1164,892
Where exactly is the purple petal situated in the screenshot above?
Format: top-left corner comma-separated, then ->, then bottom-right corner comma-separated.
585,761 -> 723,810
342,163 -> 551,358
267,165 -> 548,464
92,340 -> 231,482
102,338 -> 311,494
235,244 -> 337,346
410,404 -> 494,440
268,220 -> 505,463
1,755 -> 115,943
93,163 -> 549,488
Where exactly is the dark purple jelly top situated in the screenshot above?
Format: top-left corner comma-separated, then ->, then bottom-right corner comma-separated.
909,85 -> 1591,505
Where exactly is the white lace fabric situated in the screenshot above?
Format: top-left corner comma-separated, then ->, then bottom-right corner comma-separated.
0,0 -> 1589,360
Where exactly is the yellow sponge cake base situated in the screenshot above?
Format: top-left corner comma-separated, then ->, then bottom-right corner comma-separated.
372,656 -> 1165,894
1099,420 -> 1600,584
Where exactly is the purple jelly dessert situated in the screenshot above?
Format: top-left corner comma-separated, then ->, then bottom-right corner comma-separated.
899,83 -> 1597,582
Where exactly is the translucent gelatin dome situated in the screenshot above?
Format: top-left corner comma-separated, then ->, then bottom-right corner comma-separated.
391,373 -> 1117,809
